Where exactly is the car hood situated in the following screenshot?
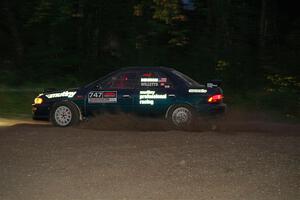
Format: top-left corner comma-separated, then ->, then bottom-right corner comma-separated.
42,88 -> 79,99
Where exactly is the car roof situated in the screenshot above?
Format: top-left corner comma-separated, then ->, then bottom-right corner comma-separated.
118,66 -> 174,72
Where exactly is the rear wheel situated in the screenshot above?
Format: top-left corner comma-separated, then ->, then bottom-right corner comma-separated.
50,101 -> 80,127
167,105 -> 193,129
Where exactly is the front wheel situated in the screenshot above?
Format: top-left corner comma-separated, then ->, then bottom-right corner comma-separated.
50,101 -> 80,127
167,105 -> 193,129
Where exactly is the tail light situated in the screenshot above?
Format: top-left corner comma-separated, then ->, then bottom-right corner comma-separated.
208,94 -> 223,103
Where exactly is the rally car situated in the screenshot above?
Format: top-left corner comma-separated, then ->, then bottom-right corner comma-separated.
32,67 -> 226,128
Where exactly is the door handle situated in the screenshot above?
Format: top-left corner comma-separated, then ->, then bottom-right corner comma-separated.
168,94 -> 176,97
122,94 -> 131,98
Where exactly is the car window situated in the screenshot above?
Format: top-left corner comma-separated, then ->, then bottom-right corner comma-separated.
139,71 -> 174,88
171,70 -> 201,87
102,72 -> 138,89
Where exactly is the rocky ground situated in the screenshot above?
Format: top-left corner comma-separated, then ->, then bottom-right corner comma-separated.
0,115 -> 299,200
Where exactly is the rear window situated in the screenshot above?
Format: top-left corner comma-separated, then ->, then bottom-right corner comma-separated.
171,70 -> 202,87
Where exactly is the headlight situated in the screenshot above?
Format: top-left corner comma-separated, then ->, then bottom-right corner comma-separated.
34,97 -> 43,104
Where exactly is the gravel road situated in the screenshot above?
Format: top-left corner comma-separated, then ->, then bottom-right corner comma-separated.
0,117 -> 299,200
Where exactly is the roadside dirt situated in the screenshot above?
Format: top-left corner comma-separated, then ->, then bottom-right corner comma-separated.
0,115 -> 299,200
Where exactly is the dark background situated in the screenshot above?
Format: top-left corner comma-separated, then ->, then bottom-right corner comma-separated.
0,0 -> 299,117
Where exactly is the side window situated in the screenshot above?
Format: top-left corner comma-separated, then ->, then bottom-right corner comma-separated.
139,71 -> 174,88
102,72 -> 138,89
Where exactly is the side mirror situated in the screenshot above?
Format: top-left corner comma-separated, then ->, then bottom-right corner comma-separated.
93,84 -> 102,90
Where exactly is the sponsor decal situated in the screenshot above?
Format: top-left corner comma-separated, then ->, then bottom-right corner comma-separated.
139,90 -> 167,105
141,77 -> 168,87
45,91 -> 76,98
188,89 -> 207,93
103,92 -> 117,98
159,78 -> 167,87
159,78 -> 167,83
141,78 -> 159,87
206,83 -> 218,88
141,78 -> 159,82
139,99 -> 154,105
88,91 -> 117,103
141,82 -> 159,87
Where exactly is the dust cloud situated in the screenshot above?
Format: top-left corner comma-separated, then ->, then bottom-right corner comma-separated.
78,110 -> 300,133
79,113 -> 171,131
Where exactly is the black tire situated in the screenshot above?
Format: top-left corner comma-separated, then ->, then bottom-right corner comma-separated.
167,105 -> 194,129
50,101 -> 80,127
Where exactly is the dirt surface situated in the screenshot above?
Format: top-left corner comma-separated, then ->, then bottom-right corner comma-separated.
0,116 -> 300,200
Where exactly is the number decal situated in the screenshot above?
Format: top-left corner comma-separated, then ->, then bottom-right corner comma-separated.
88,91 -> 117,103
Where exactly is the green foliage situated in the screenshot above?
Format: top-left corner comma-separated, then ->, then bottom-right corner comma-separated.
0,91 -> 38,117
26,0 -> 73,26
263,74 -> 300,117
266,75 -> 300,91
152,0 -> 185,24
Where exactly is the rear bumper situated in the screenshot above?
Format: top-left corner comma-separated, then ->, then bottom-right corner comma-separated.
196,103 -> 226,116
208,103 -> 226,115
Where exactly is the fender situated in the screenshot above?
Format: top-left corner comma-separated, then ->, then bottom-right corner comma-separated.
71,101 -> 83,121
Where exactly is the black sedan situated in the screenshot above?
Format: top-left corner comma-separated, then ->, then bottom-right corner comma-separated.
32,67 -> 226,128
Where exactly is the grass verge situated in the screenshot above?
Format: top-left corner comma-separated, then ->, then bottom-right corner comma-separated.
0,90 -> 42,119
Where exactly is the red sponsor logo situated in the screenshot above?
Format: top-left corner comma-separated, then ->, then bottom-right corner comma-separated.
103,91 -> 116,98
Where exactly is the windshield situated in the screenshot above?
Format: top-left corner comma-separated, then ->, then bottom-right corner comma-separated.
171,70 -> 203,87
83,71 -> 118,88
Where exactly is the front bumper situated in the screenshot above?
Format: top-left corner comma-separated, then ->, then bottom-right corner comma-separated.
32,104 -> 51,120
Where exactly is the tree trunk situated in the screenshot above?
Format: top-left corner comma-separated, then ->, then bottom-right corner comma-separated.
259,0 -> 279,72
2,0 -> 24,68
90,8 -> 100,59
76,0 -> 84,52
259,0 -> 267,48
206,0 -> 215,31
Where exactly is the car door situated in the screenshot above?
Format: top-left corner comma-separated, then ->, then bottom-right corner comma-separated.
86,71 -> 138,115
135,70 -> 177,116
